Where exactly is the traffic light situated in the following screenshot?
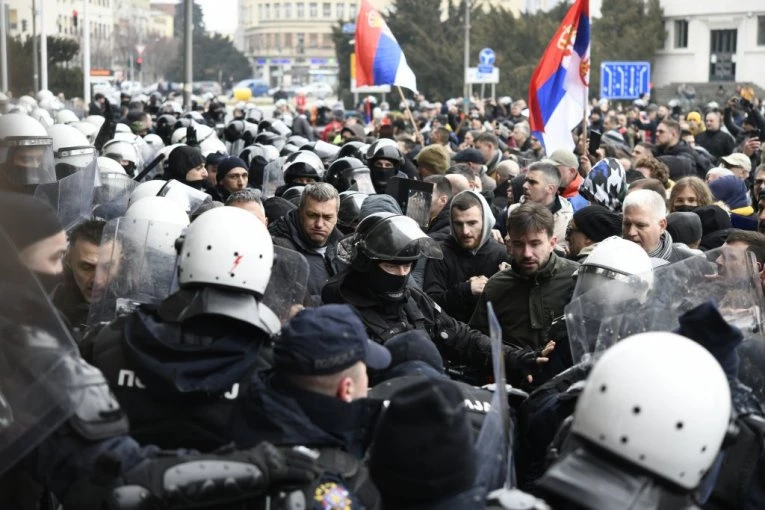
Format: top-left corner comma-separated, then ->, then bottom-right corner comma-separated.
72,10 -> 78,29
136,57 -> 143,72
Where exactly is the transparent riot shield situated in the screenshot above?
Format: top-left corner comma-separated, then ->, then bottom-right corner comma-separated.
385,177 -> 434,230
262,246 -> 310,324
566,247 -> 765,400
474,302 -> 514,493
158,179 -> 212,214
91,172 -> 138,219
0,227 -> 79,475
34,157 -> 98,229
350,168 -> 376,195
86,217 -> 185,327
262,156 -> 287,198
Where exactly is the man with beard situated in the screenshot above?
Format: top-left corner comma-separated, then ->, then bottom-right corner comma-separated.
653,118 -> 711,179
424,190 -> 508,323
470,202 -> 578,388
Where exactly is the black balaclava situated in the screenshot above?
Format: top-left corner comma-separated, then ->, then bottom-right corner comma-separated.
368,262 -> 409,301
166,146 -> 205,189
370,159 -> 399,194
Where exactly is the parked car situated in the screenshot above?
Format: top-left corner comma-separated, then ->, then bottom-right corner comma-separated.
193,81 -> 223,96
297,82 -> 335,99
233,79 -> 270,97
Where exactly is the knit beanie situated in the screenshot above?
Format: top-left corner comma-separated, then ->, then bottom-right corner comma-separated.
0,192 -> 64,251
369,376 -> 477,508
666,212 -> 702,246
216,156 -> 248,184
708,175 -> 750,210
573,205 -> 623,242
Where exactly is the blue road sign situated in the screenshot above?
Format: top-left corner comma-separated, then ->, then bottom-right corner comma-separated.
479,48 -> 496,66
342,23 -> 356,34
600,61 -> 651,100
478,64 -> 494,74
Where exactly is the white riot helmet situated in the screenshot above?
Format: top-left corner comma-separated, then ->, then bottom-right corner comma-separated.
143,133 -> 165,162
85,115 -> 105,129
17,95 -> 38,114
70,121 -> 98,144
102,139 -> 142,177
571,332 -> 732,490
55,109 -> 79,125
115,123 -> 131,134
0,113 -> 56,190
573,236 -> 654,300
125,195 -> 190,227
128,179 -> 167,207
47,124 -> 97,178
97,156 -> 128,176
30,108 -> 54,127
177,206 -> 274,296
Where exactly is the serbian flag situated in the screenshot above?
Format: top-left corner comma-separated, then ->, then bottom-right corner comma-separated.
354,0 -> 418,92
528,0 -> 590,154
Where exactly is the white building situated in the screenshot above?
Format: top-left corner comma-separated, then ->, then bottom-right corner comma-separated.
654,0 -> 765,89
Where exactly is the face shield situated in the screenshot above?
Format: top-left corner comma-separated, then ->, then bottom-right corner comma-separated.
1,137 -> 56,187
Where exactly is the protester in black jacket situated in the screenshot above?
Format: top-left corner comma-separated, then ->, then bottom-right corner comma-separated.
424,190 -> 508,323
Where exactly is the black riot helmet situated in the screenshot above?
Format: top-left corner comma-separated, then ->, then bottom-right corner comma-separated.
302,140 -> 341,168
282,150 -> 325,185
366,139 -> 404,193
224,119 -> 246,143
341,213 -> 443,301
327,157 -> 369,193
258,119 -> 292,138
241,122 -> 259,146
337,141 -> 365,160
337,191 -> 368,234
245,108 -> 264,124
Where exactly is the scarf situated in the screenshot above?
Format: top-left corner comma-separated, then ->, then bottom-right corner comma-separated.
647,231 -> 674,260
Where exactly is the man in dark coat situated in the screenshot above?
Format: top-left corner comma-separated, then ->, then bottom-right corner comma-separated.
424,190 -> 508,323
269,182 -> 342,305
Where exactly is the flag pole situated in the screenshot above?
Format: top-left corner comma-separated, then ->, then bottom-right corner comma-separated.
397,85 -> 424,146
582,80 -> 588,158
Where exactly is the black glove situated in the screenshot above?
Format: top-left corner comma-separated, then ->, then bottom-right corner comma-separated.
505,345 -> 547,387
186,126 -> 198,147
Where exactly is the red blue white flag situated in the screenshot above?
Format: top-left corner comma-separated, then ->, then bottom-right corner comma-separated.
354,0 -> 418,93
528,0 -> 590,154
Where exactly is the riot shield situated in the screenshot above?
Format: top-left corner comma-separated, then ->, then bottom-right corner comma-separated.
86,217 -> 184,327
474,302 -> 514,493
157,179 -> 212,214
350,168 -> 376,195
34,157 -> 98,229
566,247 -> 765,400
262,156 -> 287,198
92,172 -> 138,219
262,246 -> 310,324
385,177 -> 434,230
0,227 -> 79,475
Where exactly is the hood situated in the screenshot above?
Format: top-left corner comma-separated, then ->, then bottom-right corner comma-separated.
122,306 -> 267,397
449,190 -> 495,254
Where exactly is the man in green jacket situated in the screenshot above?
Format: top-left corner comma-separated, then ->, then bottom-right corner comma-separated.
470,202 -> 579,387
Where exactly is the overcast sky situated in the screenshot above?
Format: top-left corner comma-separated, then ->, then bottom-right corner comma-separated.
196,0 -> 237,36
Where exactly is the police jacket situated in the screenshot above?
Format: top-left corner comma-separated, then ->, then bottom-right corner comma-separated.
470,252 -> 579,352
269,209 -> 342,306
85,305 -> 270,452
51,269 -> 90,333
323,269 -> 512,384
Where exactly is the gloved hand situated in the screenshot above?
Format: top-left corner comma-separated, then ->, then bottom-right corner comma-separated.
103,442 -> 320,509
506,340 -> 555,386
186,126 -> 198,147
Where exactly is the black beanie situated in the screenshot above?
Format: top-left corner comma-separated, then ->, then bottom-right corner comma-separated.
666,212 -> 702,245
572,205 -> 623,243
0,192 -> 64,250
216,156 -> 248,184
166,146 -> 204,182
263,196 -> 297,224
369,376 -> 477,507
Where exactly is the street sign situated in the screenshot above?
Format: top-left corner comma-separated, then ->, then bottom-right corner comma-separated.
134,44 -> 146,55
479,48 -> 495,66
600,61 -> 650,100
466,67 -> 499,84
342,23 -> 356,34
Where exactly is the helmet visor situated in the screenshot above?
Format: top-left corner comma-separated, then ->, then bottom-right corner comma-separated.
360,215 -> 443,261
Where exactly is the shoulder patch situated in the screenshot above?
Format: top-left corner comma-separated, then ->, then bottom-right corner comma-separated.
313,481 -> 353,510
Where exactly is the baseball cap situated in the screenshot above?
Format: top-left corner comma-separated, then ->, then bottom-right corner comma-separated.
542,148 -> 578,169
274,304 -> 391,375
721,153 -> 752,172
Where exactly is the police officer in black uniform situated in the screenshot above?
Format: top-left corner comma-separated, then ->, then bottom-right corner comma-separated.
322,212 -> 550,385
85,206 -> 281,452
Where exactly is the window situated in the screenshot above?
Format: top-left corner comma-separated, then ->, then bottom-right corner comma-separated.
336,3 -> 344,19
264,3 -> 270,20
274,2 -> 280,18
674,20 -> 688,48
296,2 -> 304,18
309,33 -> 318,48
322,33 -> 333,48
284,33 -> 292,48
284,2 -> 292,18
309,2 -> 317,17
758,16 -> 765,46
349,3 -> 357,16
323,2 -> 331,17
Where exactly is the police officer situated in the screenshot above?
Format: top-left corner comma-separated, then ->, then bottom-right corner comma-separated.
0,200 -> 318,509
0,113 -> 57,194
322,212 -> 549,384
366,139 -> 410,193
85,206 -> 280,452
